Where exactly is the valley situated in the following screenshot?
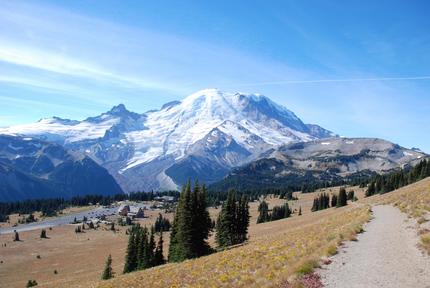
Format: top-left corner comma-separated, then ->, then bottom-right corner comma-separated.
1,2 -> 429,288
0,186 -> 365,287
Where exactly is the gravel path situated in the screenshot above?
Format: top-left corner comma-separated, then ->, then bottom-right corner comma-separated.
319,205 -> 430,288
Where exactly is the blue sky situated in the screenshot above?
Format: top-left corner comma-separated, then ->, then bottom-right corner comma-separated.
1,0 -> 430,151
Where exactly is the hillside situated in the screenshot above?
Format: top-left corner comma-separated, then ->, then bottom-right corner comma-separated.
211,137 -> 427,191
93,178 -> 430,288
0,135 -> 123,201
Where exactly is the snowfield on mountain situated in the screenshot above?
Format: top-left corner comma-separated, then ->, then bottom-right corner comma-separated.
0,89 -> 335,191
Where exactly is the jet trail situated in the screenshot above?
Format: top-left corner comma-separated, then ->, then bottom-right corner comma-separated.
236,76 -> 430,86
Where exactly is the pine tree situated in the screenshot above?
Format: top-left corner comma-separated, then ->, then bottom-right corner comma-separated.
331,194 -> 338,207
154,213 -> 171,232
283,202 -> 291,218
40,229 -> 47,239
337,188 -> 348,207
136,227 -> 148,269
101,254 -> 113,280
169,181 -> 193,262
153,231 -> 165,266
256,200 -> 269,223
191,183 -> 212,256
147,227 -> 155,267
311,197 -> 318,212
123,230 -> 137,273
168,181 -> 212,262
366,182 -> 376,197
26,280 -> 38,287
216,190 -> 237,247
215,190 -> 249,247
298,206 -> 302,216
14,230 -> 20,241
347,190 -> 355,201
237,195 -> 250,243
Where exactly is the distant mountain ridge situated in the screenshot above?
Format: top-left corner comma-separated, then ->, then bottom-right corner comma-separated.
0,89 -> 336,191
210,137 -> 428,191
0,135 -> 123,202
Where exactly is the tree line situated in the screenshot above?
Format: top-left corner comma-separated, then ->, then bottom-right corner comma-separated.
0,191 -> 180,221
366,159 -> 430,196
207,187 -> 294,207
256,200 -> 292,223
311,188 -> 349,212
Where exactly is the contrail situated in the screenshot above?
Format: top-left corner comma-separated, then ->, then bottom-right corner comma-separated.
236,76 -> 430,86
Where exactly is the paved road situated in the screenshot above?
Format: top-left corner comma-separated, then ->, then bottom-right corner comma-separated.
319,205 -> 430,288
0,203 -> 150,234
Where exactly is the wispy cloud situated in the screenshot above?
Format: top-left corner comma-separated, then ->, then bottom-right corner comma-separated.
0,1 -> 304,98
0,1 -> 429,152
235,76 -> 430,86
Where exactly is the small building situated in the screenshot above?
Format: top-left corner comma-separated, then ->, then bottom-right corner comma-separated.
128,206 -> 144,219
154,196 -> 175,203
117,205 -> 130,216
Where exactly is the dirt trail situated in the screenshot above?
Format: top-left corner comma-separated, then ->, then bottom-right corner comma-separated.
319,205 -> 430,288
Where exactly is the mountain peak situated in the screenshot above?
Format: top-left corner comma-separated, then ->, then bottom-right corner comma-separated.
108,104 -> 128,114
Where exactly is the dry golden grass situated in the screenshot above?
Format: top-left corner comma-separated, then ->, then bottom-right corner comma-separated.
0,207 -> 175,288
0,196 -> 311,288
94,180 -> 430,288
2,180 -> 424,288
361,177 -> 430,218
0,205 -> 97,228
420,233 -> 430,254
95,205 -> 371,288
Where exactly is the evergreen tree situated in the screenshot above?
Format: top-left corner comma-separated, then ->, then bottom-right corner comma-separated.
337,188 -> 348,207
26,280 -> 38,287
366,182 -> 376,197
347,190 -> 355,201
136,227 -> 148,269
147,227 -> 156,267
298,206 -> 302,216
236,195 -> 250,243
123,230 -> 137,273
331,194 -> 338,207
14,230 -> 19,241
40,229 -> 47,239
191,183 -> 212,256
311,193 -> 330,212
215,190 -> 250,247
154,213 -> 171,232
365,159 -> 430,198
101,254 -> 113,280
311,197 -> 318,212
216,190 -> 237,247
153,231 -> 165,266
256,200 -> 269,223
169,181 -> 193,262
284,202 -> 292,218
168,181 -> 212,262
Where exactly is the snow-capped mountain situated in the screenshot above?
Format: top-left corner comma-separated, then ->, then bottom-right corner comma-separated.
0,89 -> 336,191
